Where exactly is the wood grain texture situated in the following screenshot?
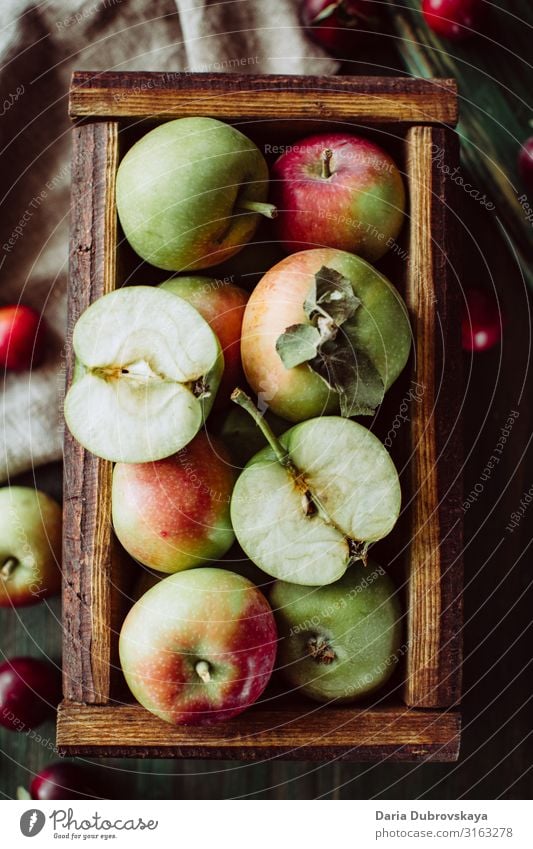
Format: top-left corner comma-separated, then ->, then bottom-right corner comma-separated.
62,121 -> 119,704
404,125 -> 463,708
69,72 -> 458,125
56,702 -> 461,762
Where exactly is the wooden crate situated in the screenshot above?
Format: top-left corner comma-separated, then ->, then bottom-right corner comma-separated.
58,73 -> 463,761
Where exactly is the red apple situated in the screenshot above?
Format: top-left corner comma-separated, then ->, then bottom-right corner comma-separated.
462,288 -> 503,352
0,487 -> 62,608
112,432 -> 236,573
119,568 -> 277,725
300,0 -> 382,57
271,132 -> 405,261
0,657 -> 61,731
160,277 -> 248,409
0,305 -> 46,371
422,0 -> 485,40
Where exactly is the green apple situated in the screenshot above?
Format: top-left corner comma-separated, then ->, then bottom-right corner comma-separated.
230,391 -> 401,586
270,560 -> 402,702
64,286 -> 223,462
0,487 -> 62,607
116,117 -> 277,271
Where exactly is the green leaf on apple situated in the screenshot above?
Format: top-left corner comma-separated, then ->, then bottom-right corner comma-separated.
276,266 -> 385,417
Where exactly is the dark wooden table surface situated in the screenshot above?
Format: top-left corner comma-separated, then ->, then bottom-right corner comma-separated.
1,0 -> 532,799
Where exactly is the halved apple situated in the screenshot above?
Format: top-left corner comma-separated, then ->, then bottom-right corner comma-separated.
64,286 -> 222,462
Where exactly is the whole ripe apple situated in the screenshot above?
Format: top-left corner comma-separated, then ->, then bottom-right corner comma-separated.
160,276 -> 248,409
270,560 -> 402,702
271,133 -> 405,261
0,487 -> 62,607
230,391 -> 401,586
0,305 -> 46,371
240,248 -> 412,422
119,568 -> 277,725
116,117 -> 276,271
0,657 -> 62,731
64,286 -> 223,463
113,432 -> 235,574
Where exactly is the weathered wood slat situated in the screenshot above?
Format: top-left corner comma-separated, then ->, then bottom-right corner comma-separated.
62,121 -> 119,704
69,72 -> 458,125
56,702 -> 461,762
404,125 -> 463,707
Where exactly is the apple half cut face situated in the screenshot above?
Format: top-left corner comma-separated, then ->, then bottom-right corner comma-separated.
230,398 -> 401,586
64,286 -> 223,463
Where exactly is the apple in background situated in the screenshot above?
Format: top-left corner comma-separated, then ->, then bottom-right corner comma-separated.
271,560 -> 402,702
160,277 -> 248,409
112,432 -> 235,574
130,550 -> 271,603
0,487 -> 62,608
300,0 -> 382,58
119,568 -> 277,725
18,762 -> 116,801
230,390 -> 401,586
422,0 -> 486,40
241,248 -> 412,422
116,117 -> 277,271
271,132 -> 405,261
0,657 -> 62,731
64,286 -> 223,463
0,305 -> 46,371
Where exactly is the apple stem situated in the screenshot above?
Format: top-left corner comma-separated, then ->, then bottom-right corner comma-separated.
0,558 -> 18,581
321,149 -> 333,179
231,388 -> 292,470
307,636 -> 336,665
237,199 -> 278,219
195,660 -> 212,683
